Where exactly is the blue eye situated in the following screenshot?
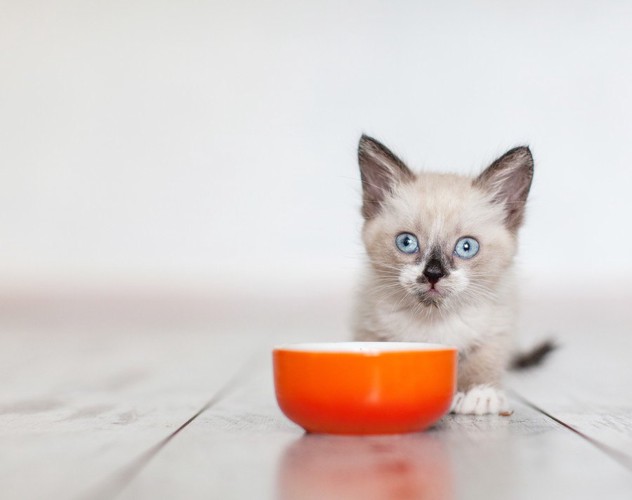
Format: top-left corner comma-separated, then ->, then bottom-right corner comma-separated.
395,232 -> 419,254
454,237 -> 480,259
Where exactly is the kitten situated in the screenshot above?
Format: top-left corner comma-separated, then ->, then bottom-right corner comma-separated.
353,135 -> 535,415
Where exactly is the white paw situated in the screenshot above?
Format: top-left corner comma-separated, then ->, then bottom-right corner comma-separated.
450,385 -> 510,415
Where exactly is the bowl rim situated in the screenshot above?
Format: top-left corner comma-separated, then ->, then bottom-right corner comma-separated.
273,341 -> 457,354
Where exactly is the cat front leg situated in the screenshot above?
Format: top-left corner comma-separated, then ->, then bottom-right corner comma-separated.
451,341 -> 511,415
450,385 -> 509,415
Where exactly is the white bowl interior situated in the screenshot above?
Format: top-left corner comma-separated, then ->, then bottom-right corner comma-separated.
274,341 -> 455,353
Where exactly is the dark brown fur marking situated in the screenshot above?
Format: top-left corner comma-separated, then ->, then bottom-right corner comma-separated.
510,340 -> 557,370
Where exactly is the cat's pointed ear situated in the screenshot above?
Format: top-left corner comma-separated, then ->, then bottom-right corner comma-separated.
358,135 -> 414,219
475,146 -> 534,232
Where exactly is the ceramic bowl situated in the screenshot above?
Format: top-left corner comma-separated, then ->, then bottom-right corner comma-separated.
273,342 -> 457,435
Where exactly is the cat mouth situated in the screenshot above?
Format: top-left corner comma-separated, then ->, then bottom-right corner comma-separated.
417,288 -> 444,306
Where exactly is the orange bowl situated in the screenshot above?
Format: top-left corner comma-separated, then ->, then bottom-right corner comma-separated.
273,342 -> 457,435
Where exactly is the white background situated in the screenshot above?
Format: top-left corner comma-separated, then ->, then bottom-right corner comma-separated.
2,1 -> 632,293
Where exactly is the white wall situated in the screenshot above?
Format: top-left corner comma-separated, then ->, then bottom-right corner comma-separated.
2,1 -> 631,291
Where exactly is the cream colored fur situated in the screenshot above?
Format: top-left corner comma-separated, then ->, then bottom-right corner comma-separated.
353,137 -> 533,415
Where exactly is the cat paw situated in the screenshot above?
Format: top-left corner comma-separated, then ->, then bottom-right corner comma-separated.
450,385 -> 509,415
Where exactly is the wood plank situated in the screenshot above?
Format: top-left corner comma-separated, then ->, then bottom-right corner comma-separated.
0,295 -> 262,500
120,344 -> 632,500
4,289 -> 632,499
508,291 -> 632,462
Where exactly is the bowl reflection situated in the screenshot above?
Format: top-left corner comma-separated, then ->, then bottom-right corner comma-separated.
276,433 -> 453,500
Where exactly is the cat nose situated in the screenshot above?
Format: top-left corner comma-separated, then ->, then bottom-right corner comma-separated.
422,259 -> 446,284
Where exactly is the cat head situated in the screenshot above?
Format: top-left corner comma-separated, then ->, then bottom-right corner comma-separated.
358,135 -> 533,309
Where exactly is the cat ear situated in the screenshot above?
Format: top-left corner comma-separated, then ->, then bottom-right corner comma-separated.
475,146 -> 534,231
358,135 -> 414,219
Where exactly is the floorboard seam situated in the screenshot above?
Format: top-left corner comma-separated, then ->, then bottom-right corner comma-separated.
78,351 -> 259,500
509,389 -> 632,474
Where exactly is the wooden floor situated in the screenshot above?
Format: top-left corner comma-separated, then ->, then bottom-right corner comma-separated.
1,287 -> 631,500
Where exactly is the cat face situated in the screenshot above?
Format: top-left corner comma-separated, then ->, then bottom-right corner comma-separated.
358,136 -> 533,310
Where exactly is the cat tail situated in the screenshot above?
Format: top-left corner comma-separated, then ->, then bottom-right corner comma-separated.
509,339 -> 557,370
